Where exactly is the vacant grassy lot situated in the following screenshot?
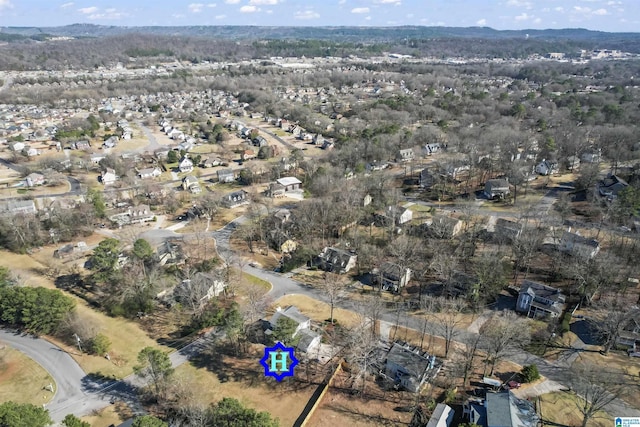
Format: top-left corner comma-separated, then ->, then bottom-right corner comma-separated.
0,249 -> 170,379
81,401 -> 134,427
539,391 -> 609,427
0,346 -> 54,405
271,294 -> 361,328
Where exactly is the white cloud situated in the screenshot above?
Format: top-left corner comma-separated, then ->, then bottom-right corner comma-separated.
607,0 -> 622,5
240,5 -> 259,12
249,0 -> 278,4
506,0 -> 532,9
351,7 -> 369,13
294,10 -> 320,20
533,17 -> 541,23
592,8 -> 608,15
172,13 -> 186,19
224,0 -> 240,3
60,2 -> 74,8
476,18 -> 487,25
78,6 -> 98,14
0,0 -> 13,10
573,6 -> 591,13
215,14 -> 226,19
188,3 -> 204,13
514,12 -> 530,21
207,3 -> 217,7
89,9 -> 127,20
554,6 -> 564,12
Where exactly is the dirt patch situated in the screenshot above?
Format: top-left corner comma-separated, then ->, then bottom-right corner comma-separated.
0,345 -> 55,405
308,369 -> 415,427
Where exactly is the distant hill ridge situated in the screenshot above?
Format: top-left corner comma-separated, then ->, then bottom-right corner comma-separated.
1,24 -> 639,42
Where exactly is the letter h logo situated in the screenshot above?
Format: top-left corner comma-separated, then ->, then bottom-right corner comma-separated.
261,341 -> 299,381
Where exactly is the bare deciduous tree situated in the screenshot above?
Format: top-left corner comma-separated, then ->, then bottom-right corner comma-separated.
571,363 -> 628,427
429,297 -> 470,358
479,310 -> 530,376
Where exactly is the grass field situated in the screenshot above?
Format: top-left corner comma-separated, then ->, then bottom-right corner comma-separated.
81,402 -> 133,427
539,391 -> 609,427
271,294 -> 361,328
0,346 -> 55,405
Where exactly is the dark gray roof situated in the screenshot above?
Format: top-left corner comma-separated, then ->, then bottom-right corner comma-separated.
270,306 -> 309,328
562,231 -> 599,248
386,342 -> 431,380
520,280 -> 565,304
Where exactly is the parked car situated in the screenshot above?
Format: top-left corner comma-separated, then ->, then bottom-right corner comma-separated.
504,381 -> 522,389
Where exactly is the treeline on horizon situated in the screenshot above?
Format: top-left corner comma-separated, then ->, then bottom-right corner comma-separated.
1,29 -> 640,71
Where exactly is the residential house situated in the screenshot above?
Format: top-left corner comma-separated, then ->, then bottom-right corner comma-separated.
90,154 -> 106,165
8,141 -> 25,152
200,157 -> 222,168
373,262 -> 412,292
516,280 -> 566,318
25,172 -> 45,187
267,182 -> 286,198
322,140 -> 335,150
103,136 -> 118,148
73,140 -> 91,150
0,199 -> 37,215
268,306 -> 320,353
276,176 -> 302,192
312,133 -> 325,146
384,205 -> 413,226
422,215 -> 463,239
100,168 -> 118,185
566,156 -> 580,171
318,246 -> 357,274
365,161 -> 389,172
182,175 -> 201,193
559,229 -> 600,259
222,190 -> 249,208
396,148 -> 415,163
581,149 -> 602,163
217,168 -> 235,183
419,169 -> 437,189
426,404 -> 454,427
21,145 -> 40,157
109,204 -> 154,225
493,218 -> 523,242
252,136 -> 268,147
424,143 -> 442,156
484,179 -> 510,200
176,273 -> 226,304
137,167 -> 162,180
384,342 -> 439,393
274,208 -> 291,223
157,240 -> 185,266
463,391 -> 539,427
241,149 -> 256,161
179,156 -> 194,173
599,174 -> 629,199
535,159 -> 559,176
617,311 -> 640,349
53,242 -> 88,259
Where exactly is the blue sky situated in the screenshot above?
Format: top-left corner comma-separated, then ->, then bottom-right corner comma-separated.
0,0 -> 638,32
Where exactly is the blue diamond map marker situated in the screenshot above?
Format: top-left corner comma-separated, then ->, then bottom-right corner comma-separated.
260,341 -> 299,381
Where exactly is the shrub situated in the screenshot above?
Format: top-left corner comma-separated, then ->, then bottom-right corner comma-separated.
521,364 -> 540,383
560,313 -> 571,335
89,333 -> 111,356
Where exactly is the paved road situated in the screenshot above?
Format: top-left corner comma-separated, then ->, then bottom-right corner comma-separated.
0,329 -> 110,422
138,121 -> 161,153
